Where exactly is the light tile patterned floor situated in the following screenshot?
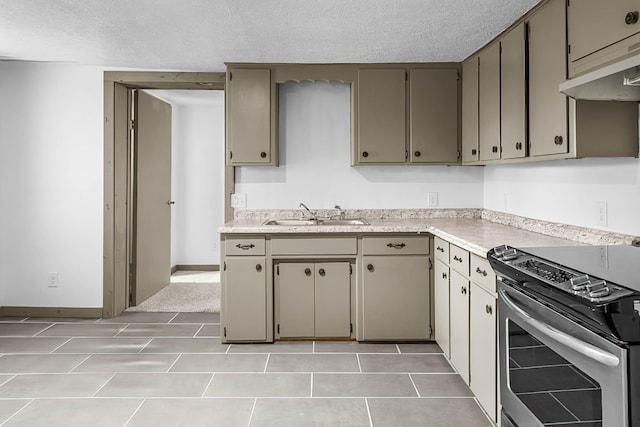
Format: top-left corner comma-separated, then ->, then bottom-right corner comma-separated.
0,312 -> 494,426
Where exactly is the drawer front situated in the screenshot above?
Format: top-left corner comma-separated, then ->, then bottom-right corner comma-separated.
470,254 -> 496,293
434,236 -> 450,263
362,236 -> 430,256
225,237 -> 266,256
449,244 -> 470,276
271,237 -> 357,255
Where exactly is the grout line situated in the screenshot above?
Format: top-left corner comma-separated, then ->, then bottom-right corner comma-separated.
0,399 -> 34,427
356,354 -> 363,373
310,372 -> 314,397
365,397 -> 374,427
312,341 -> 315,353
395,344 -> 401,354
68,354 -> 94,372
263,354 -> 271,373
407,373 -> 421,397
247,397 -> 258,427
34,323 -> 57,336
113,324 -> 132,337
91,372 -> 117,397
123,398 -> 146,427
193,324 -> 205,337
137,338 -> 153,354
201,373 -> 216,398
168,313 -> 180,323
166,353 -> 183,373
49,337 -> 73,354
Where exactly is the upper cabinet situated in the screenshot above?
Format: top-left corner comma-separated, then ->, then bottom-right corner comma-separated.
478,43 -> 501,161
461,57 -> 479,162
500,23 -> 527,160
568,0 -> 640,77
355,68 -> 407,163
226,68 -> 278,166
354,66 -> 460,165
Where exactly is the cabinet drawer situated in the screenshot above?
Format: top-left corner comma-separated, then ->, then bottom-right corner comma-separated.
449,245 -> 470,276
362,236 -> 429,255
271,237 -> 357,255
470,254 -> 497,293
225,237 -> 266,256
434,237 -> 450,263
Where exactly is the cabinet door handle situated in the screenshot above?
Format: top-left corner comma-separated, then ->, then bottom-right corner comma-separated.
626,11 -> 639,25
386,243 -> 406,249
461,286 -> 467,295
442,272 -> 447,279
492,146 -> 498,153
436,246 -> 445,253
235,243 -> 255,250
367,264 -> 374,272
318,268 -> 326,277
362,151 -> 369,158
485,304 -> 493,315
554,135 -> 563,145
414,151 -> 421,157
471,148 -> 477,156
304,268 -> 312,276
259,151 -> 267,158
255,264 -> 262,272
453,255 -> 463,263
476,267 -> 488,277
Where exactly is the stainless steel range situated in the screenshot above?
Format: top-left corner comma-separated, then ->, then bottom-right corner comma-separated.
488,244 -> 640,427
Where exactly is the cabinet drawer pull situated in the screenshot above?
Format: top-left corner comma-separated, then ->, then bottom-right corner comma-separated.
304,268 -> 312,276
626,11 -> 639,25
436,246 -> 445,253
461,286 -> 467,295
442,272 -> 447,279
475,267 -> 488,277
318,268 -> 326,277
255,264 -> 262,272
386,243 -> 406,249
235,243 -> 255,250
367,264 -> 374,272
485,304 -> 493,315
453,255 -> 463,263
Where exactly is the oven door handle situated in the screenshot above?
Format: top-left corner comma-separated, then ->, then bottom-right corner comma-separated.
499,288 -> 620,367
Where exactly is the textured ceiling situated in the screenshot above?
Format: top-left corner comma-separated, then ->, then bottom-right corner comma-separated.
0,0 -> 541,71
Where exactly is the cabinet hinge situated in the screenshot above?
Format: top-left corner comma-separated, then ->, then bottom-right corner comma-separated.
405,150 -> 408,160
428,258 -> 433,270
223,262 -> 226,271
456,71 -> 460,81
277,324 -> 280,334
229,72 -> 232,81
223,327 -> 227,337
457,151 -> 461,160
567,44 -> 571,55
229,151 -> 233,160
276,265 -> 280,275
349,265 -> 352,275
128,119 -> 135,130
350,323 -> 353,334
405,71 -> 408,81
429,325 -> 433,337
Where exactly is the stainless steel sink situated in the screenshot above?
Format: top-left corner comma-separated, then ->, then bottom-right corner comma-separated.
262,218 -> 369,226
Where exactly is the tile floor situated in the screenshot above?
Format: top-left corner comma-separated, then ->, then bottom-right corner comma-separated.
0,312 -> 493,426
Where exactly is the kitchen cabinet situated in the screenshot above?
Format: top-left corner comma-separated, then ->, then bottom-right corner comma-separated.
409,68 -> 459,163
434,258 -> 450,358
221,237 -> 268,342
461,56 -> 479,163
275,262 -> 351,338
528,0 -> 568,157
356,68 -> 407,164
449,269 -> 470,384
226,68 -> 277,165
568,0 -> 640,77
478,42 -> 501,161
360,236 -> 431,340
500,22 -> 527,160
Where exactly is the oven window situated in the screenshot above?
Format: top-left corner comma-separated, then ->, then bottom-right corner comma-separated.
508,321 -> 602,427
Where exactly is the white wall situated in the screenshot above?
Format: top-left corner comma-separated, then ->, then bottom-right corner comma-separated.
483,157 -> 640,236
0,61 -> 103,307
235,81 -> 485,210
167,95 -> 225,266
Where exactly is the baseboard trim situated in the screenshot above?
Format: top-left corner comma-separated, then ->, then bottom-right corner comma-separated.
175,265 -> 219,272
0,306 -> 103,318
171,265 -> 179,274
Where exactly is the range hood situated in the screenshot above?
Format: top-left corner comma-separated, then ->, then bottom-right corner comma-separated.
560,53 -> 640,101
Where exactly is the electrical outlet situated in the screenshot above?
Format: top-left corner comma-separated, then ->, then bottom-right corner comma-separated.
427,192 -> 439,207
596,201 -> 608,226
48,272 -> 59,288
230,193 -> 247,208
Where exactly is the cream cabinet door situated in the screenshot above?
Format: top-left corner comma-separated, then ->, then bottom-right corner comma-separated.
478,42 -> 501,161
409,68 -> 459,163
462,56 -> 479,163
361,256 -> 430,340
223,257 -> 267,341
449,270 -> 470,384
315,263 -> 351,338
470,283 -> 497,423
434,259 -> 451,358
276,263 -> 315,338
529,0 -> 568,157
226,68 -> 275,165
500,23 -> 527,160
356,69 -> 407,164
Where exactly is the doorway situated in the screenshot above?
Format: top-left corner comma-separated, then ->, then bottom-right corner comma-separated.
103,71 -> 232,318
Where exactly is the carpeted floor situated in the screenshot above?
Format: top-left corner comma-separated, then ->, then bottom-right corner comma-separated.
126,271 -> 221,313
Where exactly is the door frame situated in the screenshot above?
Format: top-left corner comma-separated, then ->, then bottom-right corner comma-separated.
103,71 -> 229,318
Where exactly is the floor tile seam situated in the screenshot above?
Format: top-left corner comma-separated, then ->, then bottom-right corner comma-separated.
31,323 -> 56,336
356,354 -> 362,373
67,353 -> 94,373
200,373 -> 216,398
364,397 -> 374,427
122,398 -> 146,427
407,373 -> 421,397
136,338 -> 154,354
45,337 -> 72,354
0,375 -> 16,388
167,313 -> 180,324
246,397 -> 257,427
91,372 -> 118,398
310,372 -> 314,397
192,324 -> 206,338
0,398 -> 33,427
263,354 -> 270,373
165,353 -> 184,373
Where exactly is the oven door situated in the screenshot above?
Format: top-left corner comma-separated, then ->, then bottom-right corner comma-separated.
498,279 -> 628,427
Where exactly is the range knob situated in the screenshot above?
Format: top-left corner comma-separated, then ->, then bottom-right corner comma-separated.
587,280 -> 610,299
570,274 -> 590,292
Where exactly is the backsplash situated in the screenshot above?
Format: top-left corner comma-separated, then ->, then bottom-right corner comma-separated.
233,208 -> 639,246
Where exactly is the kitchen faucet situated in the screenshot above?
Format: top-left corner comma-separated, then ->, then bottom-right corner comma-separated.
299,203 -> 318,221
332,205 -> 345,220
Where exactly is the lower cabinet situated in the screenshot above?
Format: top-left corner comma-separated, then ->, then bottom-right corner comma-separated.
434,258 -> 450,358
222,256 -> 267,342
361,255 -> 430,340
449,269 -> 470,384
275,262 -> 351,339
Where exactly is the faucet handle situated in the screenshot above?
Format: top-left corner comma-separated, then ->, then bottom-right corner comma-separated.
334,205 -> 342,210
